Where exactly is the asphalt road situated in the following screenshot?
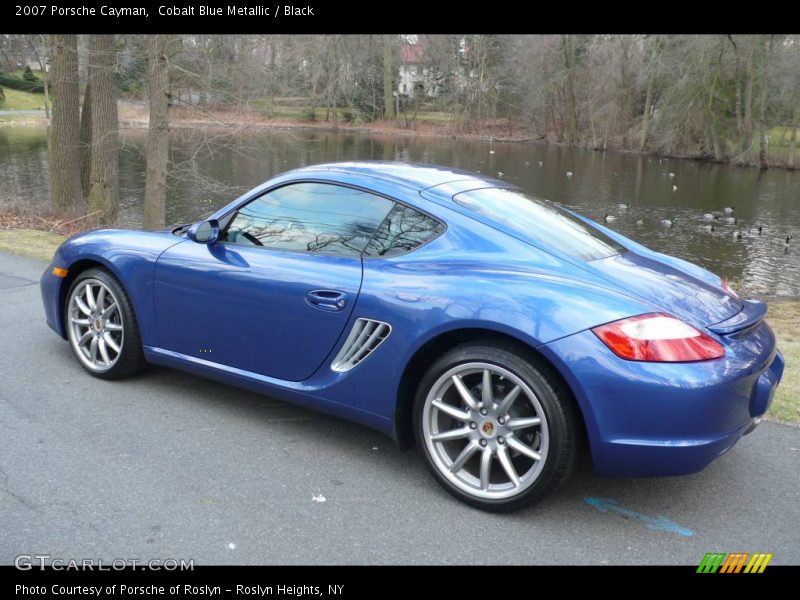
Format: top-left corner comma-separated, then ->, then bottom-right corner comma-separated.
1,251 -> 798,565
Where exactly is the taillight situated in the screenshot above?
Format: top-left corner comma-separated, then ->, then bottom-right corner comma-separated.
592,313 -> 725,362
721,279 -> 739,298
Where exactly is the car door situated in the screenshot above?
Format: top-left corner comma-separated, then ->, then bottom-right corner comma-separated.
153,182 -> 395,382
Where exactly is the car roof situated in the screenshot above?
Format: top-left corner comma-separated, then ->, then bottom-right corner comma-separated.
285,161 -> 503,193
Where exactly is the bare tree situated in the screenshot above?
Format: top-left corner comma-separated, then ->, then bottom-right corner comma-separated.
48,34 -> 82,213
143,35 -> 170,230
86,35 -> 119,225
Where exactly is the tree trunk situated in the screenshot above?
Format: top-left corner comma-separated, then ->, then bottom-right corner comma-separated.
143,35 -> 170,230
727,35 -> 743,154
562,35 -> 579,145
639,36 -> 659,151
79,81 -> 92,198
757,36 -> 772,170
26,35 -> 50,118
707,38 -> 725,162
744,39 -> 755,157
87,35 -> 119,225
48,34 -> 82,213
383,35 -> 395,120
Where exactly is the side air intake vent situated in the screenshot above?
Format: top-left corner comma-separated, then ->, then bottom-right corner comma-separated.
331,318 -> 392,372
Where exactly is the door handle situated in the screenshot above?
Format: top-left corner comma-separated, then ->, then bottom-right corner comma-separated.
306,290 -> 348,311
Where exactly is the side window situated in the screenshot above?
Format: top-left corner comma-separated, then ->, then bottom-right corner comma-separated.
363,203 -> 444,257
221,183 -> 394,257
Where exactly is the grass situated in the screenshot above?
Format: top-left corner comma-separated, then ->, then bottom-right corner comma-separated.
0,227 -> 796,424
0,228 -> 64,261
0,88 -> 47,111
766,300 -> 800,424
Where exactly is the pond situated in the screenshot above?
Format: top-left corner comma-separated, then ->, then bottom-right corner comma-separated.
1,124 -> 798,297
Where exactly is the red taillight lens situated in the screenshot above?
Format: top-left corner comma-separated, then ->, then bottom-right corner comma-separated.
721,279 -> 739,298
592,313 -> 725,362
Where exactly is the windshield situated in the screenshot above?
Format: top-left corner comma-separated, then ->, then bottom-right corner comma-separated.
452,188 -> 625,261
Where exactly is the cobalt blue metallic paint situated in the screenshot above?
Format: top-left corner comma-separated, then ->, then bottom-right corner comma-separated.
40,162 -> 783,481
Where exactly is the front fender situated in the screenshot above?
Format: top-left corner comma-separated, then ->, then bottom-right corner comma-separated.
45,229 -> 183,346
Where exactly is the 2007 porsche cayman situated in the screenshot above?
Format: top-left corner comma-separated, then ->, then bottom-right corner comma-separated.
41,162 -> 784,511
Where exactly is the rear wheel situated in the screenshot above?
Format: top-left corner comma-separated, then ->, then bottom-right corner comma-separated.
65,268 -> 145,380
413,341 -> 579,512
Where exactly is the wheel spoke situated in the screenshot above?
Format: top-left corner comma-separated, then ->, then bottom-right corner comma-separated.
98,338 -> 111,365
96,286 -> 106,312
104,335 -> 121,354
75,297 -> 92,316
507,436 -> 541,461
77,330 -> 93,347
432,399 -> 471,422
101,302 -> 118,319
85,283 -> 96,310
71,317 -> 90,326
105,322 -> 122,332
431,427 -> 471,442
497,446 -> 520,487
479,448 -> 493,490
449,440 -> 479,473
89,337 -> 98,363
451,374 -> 480,411
497,384 -> 521,416
481,369 -> 493,407
507,417 -> 542,430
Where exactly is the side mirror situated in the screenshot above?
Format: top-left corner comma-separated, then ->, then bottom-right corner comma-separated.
187,219 -> 219,244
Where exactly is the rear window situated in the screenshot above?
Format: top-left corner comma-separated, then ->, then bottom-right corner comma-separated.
452,188 -> 624,261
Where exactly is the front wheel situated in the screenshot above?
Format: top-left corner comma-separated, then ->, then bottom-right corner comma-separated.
413,341 -> 580,512
65,268 -> 145,380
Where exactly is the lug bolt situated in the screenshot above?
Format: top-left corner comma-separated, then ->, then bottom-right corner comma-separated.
498,417 -> 505,425
497,436 -> 505,444
479,439 -> 487,447
480,408 -> 488,416
469,422 -> 477,430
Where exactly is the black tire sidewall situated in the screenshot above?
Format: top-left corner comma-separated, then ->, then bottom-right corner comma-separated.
65,267 -> 145,380
413,341 -> 578,512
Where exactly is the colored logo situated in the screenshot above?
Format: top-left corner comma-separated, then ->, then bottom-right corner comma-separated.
697,552 -> 773,574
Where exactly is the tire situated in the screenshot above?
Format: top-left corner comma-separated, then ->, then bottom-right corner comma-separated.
413,340 -> 580,512
64,267 -> 145,380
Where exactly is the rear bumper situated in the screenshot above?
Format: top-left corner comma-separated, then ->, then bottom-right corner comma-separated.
540,321 -> 783,477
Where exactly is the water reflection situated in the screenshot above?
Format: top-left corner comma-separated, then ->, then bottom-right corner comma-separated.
0,126 -> 797,296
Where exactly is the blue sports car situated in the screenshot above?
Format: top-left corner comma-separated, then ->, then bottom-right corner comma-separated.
40,162 -> 784,511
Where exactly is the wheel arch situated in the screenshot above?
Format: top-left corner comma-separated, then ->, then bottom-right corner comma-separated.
393,327 -> 588,451
58,257 -> 132,338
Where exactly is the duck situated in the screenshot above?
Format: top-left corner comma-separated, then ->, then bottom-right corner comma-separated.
604,213 -> 618,223
538,161 -> 543,167
489,150 -> 496,154
703,224 -> 716,232
566,171 -> 574,177
617,202 -> 629,210
734,230 -> 742,239
636,219 -> 644,226
702,213 -> 714,220
723,206 -> 734,214
660,217 -> 676,227
672,185 -> 678,191
722,216 -> 737,224
497,171 -> 504,177
758,225 -> 763,235
668,172 -> 675,178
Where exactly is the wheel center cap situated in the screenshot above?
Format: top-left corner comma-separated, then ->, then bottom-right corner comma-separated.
481,421 -> 496,437
94,319 -> 103,331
